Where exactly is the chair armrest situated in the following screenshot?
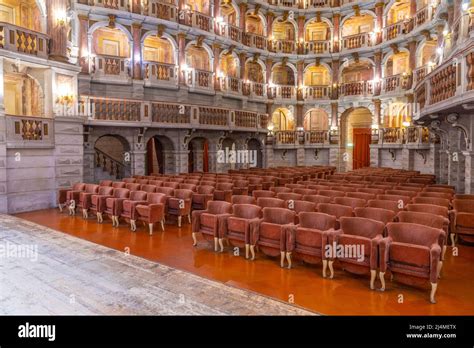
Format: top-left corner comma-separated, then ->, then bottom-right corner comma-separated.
326,229 -> 343,246
284,224 -> 298,253
127,200 -> 148,220
250,218 -> 265,245
370,234 -> 384,270
379,237 -> 393,273
430,243 -> 442,283
192,209 -> 208,233
147,203 -> 165,223
113,197 -> 128,216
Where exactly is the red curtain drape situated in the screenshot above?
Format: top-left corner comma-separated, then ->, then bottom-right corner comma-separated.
353,128 -> 371,170
146,138 -> 155,175
203,140 -> 209,172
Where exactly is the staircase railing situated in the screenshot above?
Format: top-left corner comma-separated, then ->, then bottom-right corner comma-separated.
95,147 -> 126,179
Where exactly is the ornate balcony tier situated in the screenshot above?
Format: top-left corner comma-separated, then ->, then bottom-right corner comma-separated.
79,96 -> 269,132
382,74 -> 411,94
91,54 -> 132,83
0,22 -> 49,60
341,33 -> 372,51
182,10 -> 213,32
379,127 -> 430,146
5,115 -> 54,148
303,85 -> 331,100
143,0 -> 178,22
143,61 -> 178,88
273,130 -> 331,147
339,81 -> 374,97
268,85 -> 297,102
185,69 -> 214,93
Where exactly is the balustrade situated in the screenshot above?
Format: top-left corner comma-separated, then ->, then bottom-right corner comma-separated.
383,74 -> 410,93
93,0 -> 130,10
0,22 -> 49,59
186,69 -> 213,90
304,86 -> 331,99
305,130 -> 328,144
413,65 -> 429,86
429,63 -> 456,104
221,76 -> 241,94
269,85 -> 296,100
384,20 -> 412,41
414,6 -> 432,28
242,32 -> 267,50
305,0 -> 330,8
95,148 -> 125,179
92,55 -> 131,79
151,103 -> 190,123
198,107 -> 228,126
144,62 -> 178,85
381,128 -> 403,144
270,39 -> 296,54
235,111 -> 259,128
182,10 -> 213,32
339,81 -> 374,97
87,97 -> 141,121
144,0 -> 178,21
275,131 -> 297,145
342,33 -> 371,50
304,40 -> 330,54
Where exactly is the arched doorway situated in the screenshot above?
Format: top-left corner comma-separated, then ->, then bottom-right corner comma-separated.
188,137 -> 209,173
342,108 -> 373,171
247,138 -> 263,168
145,135 -> 175,174
94,134 -> 131,179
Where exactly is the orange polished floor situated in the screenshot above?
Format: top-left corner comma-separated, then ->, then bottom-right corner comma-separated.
16,208 -> 474,315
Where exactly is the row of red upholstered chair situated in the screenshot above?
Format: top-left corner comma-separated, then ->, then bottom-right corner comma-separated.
192,200 -> 446,303
58,181 -> 195,233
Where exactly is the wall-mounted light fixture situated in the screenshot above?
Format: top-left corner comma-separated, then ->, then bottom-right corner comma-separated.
55,9 -> 68,26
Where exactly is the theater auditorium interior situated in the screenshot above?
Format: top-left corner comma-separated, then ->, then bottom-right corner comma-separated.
0,0 -> 474,320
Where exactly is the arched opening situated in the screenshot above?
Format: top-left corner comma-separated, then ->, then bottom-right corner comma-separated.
271,64 -> 295,85
383,102 -> 411,128
305,20 -> 331,41
244,60 -> 265,83
3,70 -> 44,117
303,108 -> 329,131
91,25 -> 131,78
92,26 -> 130,57
0,0 -> 43,32
95,134 -> 131,179
185,44 -> 211,71
342,107 -> 373,171
304,65 -> 330,86
245,13 -> 265,35
341,14 -> 374,49
272,19 -> 296,41
219,52 -> 238,77
220,137 -> 236,171
220,1 -> 238,25
384,51 -> 409,77
185,0 -> 210,14
142,35 -> 175,64
146,135 -> 175,174
247,138 -> 263,168
417,40 -> 437,67
386,0 -> 410,25
340,60 -> 374,96
272,107 -> 295,131
188,137 -> 209,173
341,14 -> 374,37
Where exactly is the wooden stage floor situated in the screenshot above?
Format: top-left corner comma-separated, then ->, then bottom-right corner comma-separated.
15,208 -> 474,315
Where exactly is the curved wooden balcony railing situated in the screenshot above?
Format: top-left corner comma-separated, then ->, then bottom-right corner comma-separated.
0,22 -> 49,59
144,61 -> 178,85
342,32 -> 372,50
144,0 -> 178,21
339,81 -> 374,97
268,85 -> 297,100
383,74 -> 411,93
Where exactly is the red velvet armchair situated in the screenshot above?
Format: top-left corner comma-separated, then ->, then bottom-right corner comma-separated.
232,180 -> 249,196
118,191 -> 148,228
231,195 -> 256,205
285,212 -> 336,274
167,189 -> 193,227
250,207 -> 296,267
192,185 -> 215,211
213,183 -> 233,202
77,184 -> 99,218
103,188 -> 130,226
221,204 -> 262,257
380,222 -> 445,303
134,193 -> 168,234
327,217 -> 385,288
89,186 -> 114,220
58,183 -> 85,213
192,201 -> 233,251
450,199 -> 474,246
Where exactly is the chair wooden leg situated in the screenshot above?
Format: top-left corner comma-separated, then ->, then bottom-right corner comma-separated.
450,233 -> 456,247
187,214 -> 191,224
178,216 -> 182,227
214,237 -> 218,251
286,252 -> 292,269
280,251 -> 285,268
328,260 -> 334,279
161,220 -> 165,231
438,261 -> 443,279
192,232 -> 197,246
322,260 -> 328,278
148,223 -> 153,235
58,203 -> 63,212
218,238 -> 224,252
245,244 -> 249,259
82,209 -> 88,219
250,245 -> 255,260
370,270 -> 376,290
379,272 -> 386,291
430,282 -> 438,304
130,220 -> 136,232
97,212 -> 103,223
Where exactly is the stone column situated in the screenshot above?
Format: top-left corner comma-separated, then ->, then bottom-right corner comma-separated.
47,0 -> 69,62
78,15 -> 90,74
331,102 -> 338,127
297,60 -> 304,100
332,59 -> 339,99
296,104 -> 304,128
408,40 -> 417,88
131,0 -> 141,13
410,0 -> 417,17
267,11 -> 274,38
373,98 -> 381,126
132,23 -> 142,80
178,32 -> 187,86
213,0 -> 220,34
0,57 -> 6,212
332,14 -> 340,53
239,3 -> 247,29
375,2 -> 384,45
374,51 -> 382,96
132,148 -> 146,176
213,43 -> 221,91
266,58 -> 273,83
239,52 -> 246,79
297,15 -> 305,54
